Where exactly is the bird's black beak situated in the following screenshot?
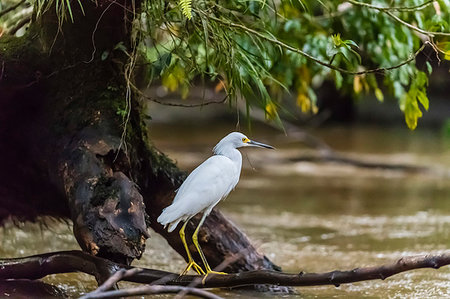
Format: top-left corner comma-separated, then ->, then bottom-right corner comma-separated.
248,140 -> 275,149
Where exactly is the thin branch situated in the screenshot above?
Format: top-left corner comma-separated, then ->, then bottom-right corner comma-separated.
0,0 -> 26,18
145,94 -> 228,107
0,250 -> 449,289
81,285 -> 223,299
347,0 -> 433,12
131,82 -> 229,107
91,268 -> 142,293
384,10 -> 450,37
82,269 -> 221,299
199,11 -> 428,75
84,0 -> 117,64
347,0 -> 450,37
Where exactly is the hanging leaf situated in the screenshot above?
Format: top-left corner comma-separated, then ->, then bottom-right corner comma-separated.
179,0 -> 192,19
400,71 -> 429,130
375,88 -> 384,102
354,75 -> 363,94
296,93 -> 311,112
265,101 -> 278,120
444,50 -> 450,61
402,92 -> 422,130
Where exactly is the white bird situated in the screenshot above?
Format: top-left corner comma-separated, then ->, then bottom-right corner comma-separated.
157,132 -> 274,277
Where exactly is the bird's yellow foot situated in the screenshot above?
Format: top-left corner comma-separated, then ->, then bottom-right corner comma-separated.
202,270 -> 228,284
180,261 -> 206,276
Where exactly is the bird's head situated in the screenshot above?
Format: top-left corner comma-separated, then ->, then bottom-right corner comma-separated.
214,132 -> 274,154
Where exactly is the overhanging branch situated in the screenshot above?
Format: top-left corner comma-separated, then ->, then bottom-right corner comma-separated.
347,0 -> 450,37
199,11 -> 429,75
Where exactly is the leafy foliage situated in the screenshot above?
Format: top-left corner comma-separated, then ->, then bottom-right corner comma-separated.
136,0 -> 449,129
4,0 -> 449,128
400,71 -> 429,130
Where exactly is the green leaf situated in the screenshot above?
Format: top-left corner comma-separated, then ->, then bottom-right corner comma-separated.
416,71 -> 428,87
403,92 -> 422,130
344,39 -> 359,49
334,70 -> 343,89
114,42 -> 127,53
101,51 -> 109,61
249,1 -> 261,16
326,44 -> 339,57
401,72 -> 429,130
426,62 -> 433,75
417,90 -> 429,111
347,47 -> 362,64
331,34 -> 342,47
445,50 -> 450,61
65,0 -> 74,22
375,88 -> 384,102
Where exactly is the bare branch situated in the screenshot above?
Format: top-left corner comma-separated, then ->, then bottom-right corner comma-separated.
145,94 -> 228,107
131,82 -> 229,107
90,268 -> 142,293
0,251 -> 449,289
346,0 -> 433,12
81,285 -> 223,299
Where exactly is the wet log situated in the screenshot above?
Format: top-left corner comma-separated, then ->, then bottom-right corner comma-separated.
0,0 -> 280,277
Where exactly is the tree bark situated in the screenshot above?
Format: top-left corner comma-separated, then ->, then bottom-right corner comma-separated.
0,0 -> 279,275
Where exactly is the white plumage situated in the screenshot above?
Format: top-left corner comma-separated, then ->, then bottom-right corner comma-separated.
158,155 -> 239,232
157,131 -> 274,277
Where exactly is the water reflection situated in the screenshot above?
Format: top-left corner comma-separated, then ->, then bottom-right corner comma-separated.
1,124 -> 449,298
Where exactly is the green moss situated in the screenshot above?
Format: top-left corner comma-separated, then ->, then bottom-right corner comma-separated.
91,176 -> 118,206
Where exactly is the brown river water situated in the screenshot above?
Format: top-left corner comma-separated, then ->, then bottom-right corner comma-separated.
1,122 -> 449,298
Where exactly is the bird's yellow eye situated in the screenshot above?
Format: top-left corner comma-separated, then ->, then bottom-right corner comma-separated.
242,138 -> 250,143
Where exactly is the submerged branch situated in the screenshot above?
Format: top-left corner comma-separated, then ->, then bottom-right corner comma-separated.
82,268 -> 222,299
82,285 -> 223,299
0,251 -> 449,289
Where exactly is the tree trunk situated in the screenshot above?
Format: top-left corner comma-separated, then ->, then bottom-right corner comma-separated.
0,0 -> 280,274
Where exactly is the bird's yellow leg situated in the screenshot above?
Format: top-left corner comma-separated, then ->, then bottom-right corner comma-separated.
192,213 -> 227,283
179,220 -> 205,275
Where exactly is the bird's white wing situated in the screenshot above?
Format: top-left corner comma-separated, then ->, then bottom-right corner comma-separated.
158,155 -> 238,226
174,155 -> 238,207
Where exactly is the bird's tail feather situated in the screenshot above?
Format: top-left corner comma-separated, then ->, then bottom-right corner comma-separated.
157,206 -> 183,232
167,219 -> 182,232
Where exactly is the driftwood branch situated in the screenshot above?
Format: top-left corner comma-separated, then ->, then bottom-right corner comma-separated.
0,250 -> 448,289
82,285 -> 223,299
81,268 -> 222,299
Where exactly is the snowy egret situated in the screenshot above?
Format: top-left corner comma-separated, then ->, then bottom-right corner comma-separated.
157,132 -> 274,277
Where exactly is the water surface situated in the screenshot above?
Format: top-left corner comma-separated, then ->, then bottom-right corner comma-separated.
1,124 -> 449,298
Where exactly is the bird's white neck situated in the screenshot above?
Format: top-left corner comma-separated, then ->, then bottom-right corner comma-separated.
213,144 -> 242,170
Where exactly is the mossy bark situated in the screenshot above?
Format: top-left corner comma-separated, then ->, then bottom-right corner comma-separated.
0,0 -> 280,275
